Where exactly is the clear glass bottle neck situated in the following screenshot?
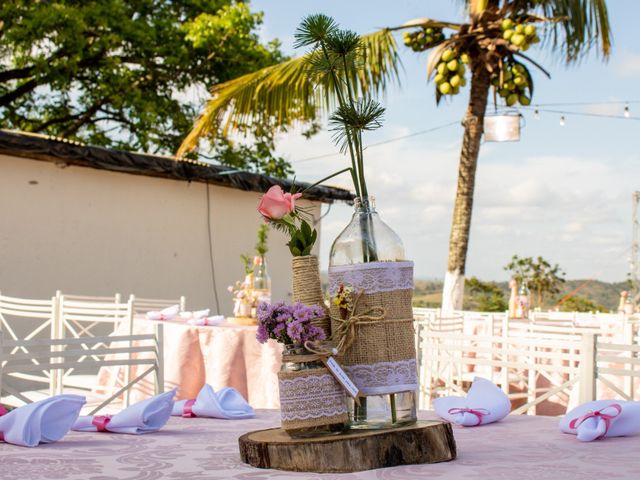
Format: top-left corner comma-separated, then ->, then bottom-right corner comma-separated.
354,196 -> 376,213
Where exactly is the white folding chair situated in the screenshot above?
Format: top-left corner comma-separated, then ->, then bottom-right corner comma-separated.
0,292 -> 59,397
58,295 -> 138,404
130,295 -> 186,316
0,326 -> 164,414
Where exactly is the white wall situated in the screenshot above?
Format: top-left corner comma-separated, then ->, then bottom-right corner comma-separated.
0,154 -> 322,316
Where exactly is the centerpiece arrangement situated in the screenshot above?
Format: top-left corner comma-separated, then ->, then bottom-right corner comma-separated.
239,15 -> 456,473
258,14 -> 418,431
228,225 -> 271,321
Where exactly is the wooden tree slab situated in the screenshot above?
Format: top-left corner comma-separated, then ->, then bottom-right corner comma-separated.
239,421 -> 456,473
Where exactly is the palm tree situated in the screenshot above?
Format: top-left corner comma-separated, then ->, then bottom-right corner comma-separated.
178,0 -> 611,312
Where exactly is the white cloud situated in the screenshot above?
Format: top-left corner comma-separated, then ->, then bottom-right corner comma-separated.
615,53 -> 640,77
272,123 -> 637,282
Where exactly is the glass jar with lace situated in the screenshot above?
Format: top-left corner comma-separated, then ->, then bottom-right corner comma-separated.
329,196 -> 418,429
277,345 -> 348,438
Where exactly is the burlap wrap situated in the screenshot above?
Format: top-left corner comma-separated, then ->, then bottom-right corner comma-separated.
328,261 -> 418,395
291,255 -> 331,337
278,360 -> 348,431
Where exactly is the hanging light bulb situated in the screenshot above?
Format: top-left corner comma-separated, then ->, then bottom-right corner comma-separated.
559,115 -> 566,127
624,104 -> 630,118
534,109 -> 540,120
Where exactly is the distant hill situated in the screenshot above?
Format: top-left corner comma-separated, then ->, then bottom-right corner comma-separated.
324,274 -> 631,312
413,278 -> 630,311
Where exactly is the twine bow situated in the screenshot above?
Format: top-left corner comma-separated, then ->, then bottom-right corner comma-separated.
92,415 -> 112,432
448,407 -> 490,426
332,290 -> 386,354
569,404 -> 622,440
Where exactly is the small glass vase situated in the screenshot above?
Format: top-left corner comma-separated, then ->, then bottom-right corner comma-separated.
329,196 -> 417,430
277,345 -> 348,438
516,281 -> 531,319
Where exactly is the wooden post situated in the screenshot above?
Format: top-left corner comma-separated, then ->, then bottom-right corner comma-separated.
579,333 -> 597,404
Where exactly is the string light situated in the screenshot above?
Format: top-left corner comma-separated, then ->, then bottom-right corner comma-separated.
534,109 -> 540,120
624,104 -> 631,118
559,115 -> 566,127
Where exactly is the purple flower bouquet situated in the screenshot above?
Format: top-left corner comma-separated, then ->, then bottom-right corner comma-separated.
256,301 -> 326,346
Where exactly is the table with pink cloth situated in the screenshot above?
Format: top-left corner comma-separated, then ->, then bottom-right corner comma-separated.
2,410 -> 640,479
97,318 -> 283,407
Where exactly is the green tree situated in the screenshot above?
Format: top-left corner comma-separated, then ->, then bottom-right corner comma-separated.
0,0 -> 292,176
560,295 -> 607,313
504,254 -> 566,307
465,276 -> 507,312
178,0 -> 611,310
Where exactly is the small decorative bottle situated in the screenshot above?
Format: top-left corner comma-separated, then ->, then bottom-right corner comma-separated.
516,281 -> 531,319
508,278 -> 518,318
252,255 -> 271,315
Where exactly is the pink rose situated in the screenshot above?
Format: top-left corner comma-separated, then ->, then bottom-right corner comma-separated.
258,185 -> 302,220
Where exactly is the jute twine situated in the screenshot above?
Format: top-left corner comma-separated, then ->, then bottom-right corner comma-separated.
329,288 -> 416,366
292,255 -> 331,337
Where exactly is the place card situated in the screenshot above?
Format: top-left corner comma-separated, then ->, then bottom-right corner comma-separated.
320,356 -> 361,400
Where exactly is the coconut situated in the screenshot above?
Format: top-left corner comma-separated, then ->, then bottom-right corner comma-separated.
511,34 -> 525,47
439,82 -> 452,95
442,49 -> 456,62
501,18 -> 514,31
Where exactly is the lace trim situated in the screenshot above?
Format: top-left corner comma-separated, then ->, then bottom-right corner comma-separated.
345,359 -> 418,395
279,373 -> 347,421
329,261 -> 414,295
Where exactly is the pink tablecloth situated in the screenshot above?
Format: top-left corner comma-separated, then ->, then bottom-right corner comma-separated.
2,410 -> 639,479
98,319 -> 282,408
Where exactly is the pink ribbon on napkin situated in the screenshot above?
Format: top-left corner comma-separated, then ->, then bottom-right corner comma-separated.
568,403 -> 622,440
92,415 -> 112,432
448,407 -> 491,426
182,399 -> 196,418
0,405 -> 6,441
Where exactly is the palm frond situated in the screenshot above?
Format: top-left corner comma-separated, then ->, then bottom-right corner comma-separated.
293,14 -> 339,49
178,29 -> 399,157
325,29 -> 361,56
328,98 -> 385,153
388,18 -> 463,31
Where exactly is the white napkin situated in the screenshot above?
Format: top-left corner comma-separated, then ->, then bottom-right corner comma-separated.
171,384 -> 254,419
145,304 -> 179,321
560,400 -> 640,441
179,309 -> 210,321
0,395 -> 85,447
72,389 -> 176,434
433,377 -> 511,426
187,315 -> 224,326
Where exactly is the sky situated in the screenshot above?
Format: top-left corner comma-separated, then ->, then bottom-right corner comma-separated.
248,0 -> 640,282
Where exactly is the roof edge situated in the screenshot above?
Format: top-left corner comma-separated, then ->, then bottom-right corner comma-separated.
0,129 -> 354,204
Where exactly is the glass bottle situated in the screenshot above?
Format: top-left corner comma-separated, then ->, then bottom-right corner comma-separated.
278,345 -> 347,438
329,196 -> 417,429
252,255 -> 271,312
516,280 -> 531,319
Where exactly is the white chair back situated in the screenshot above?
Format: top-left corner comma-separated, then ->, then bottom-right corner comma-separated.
0,292 -> 58,396
0,326 -> 163,414
130,295 -> 186,316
